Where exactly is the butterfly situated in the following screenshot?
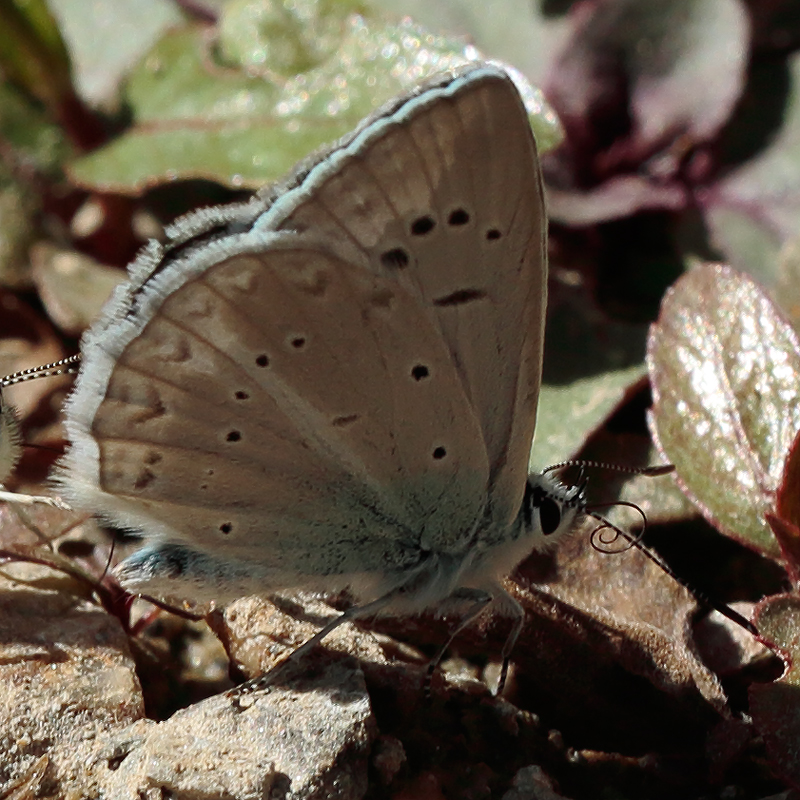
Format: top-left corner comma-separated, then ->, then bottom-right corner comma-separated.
56,62 -> 585,689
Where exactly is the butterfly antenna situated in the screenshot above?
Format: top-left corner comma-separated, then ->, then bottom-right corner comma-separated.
585,505 -> 759,637
1,354 -> 81,387
544,459 -> 676,478
0,355 -> 79,505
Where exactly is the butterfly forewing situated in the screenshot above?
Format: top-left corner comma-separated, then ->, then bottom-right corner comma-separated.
271,68 -> 546,530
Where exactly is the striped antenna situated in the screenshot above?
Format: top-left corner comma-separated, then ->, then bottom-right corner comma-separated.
0,354 -> 79,507
1,354 -> 81,387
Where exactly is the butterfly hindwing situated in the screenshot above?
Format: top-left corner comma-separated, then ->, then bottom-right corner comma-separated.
90,243 -> 489,559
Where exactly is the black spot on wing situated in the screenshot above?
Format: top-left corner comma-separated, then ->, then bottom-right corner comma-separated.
332,414 -> 360,427
381,248 -> 410,269
433,289 -> 487,307
411,216 -> 436,235
448,209 -> 470,226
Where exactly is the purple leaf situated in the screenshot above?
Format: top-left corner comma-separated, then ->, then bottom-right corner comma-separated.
543,0 -> 749,224
704,54 -> 800,278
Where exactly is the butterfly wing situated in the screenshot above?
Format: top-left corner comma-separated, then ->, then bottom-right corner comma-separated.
59,64 -> 545,602
266,64 -> 547,530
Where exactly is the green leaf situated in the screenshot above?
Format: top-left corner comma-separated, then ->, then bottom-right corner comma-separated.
371,0 -> 570,84
648,263 -> 800,559
68,3 -> 562,193
532,365 -> 646,472
218,0 -> 370,76
0,82 -> 69,286
0,82 -> 69,173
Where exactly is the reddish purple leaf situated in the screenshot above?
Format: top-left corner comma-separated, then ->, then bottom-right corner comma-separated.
543,0 -> 749,224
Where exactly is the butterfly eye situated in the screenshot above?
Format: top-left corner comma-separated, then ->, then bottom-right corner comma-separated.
522,475 -> 576,536
523,475 -> 583,539
539,496 -> 563,536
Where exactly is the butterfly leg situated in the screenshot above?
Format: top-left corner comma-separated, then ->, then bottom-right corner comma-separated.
229,590 -> 400,698
228,583 -> 518,699
493,587 -> 525,696
423,587 -> 493,696
0,485 -> 72,509
424,584 -> 525,695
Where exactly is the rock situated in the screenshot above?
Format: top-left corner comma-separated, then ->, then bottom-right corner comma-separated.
90,656 -> 375,800
0,575 -> 142,792
1,575 -> 377,799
